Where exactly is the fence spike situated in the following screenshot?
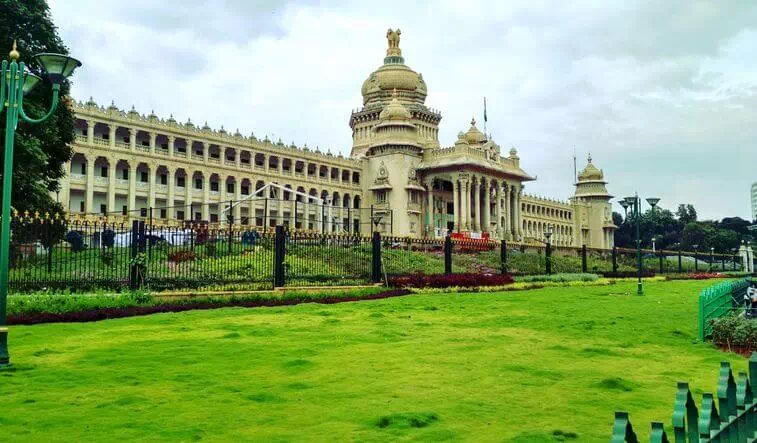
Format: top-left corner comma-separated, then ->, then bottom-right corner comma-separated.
717,362 -> 738,420
611,412 -> 638,443
698,393 -> 720,439
672,382 -> 699,442
649,422 -> 669,443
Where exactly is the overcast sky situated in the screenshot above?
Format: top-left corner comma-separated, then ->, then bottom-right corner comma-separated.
47,0 -> 757,221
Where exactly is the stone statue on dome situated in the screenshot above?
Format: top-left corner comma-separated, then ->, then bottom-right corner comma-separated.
386,28 -> 402,56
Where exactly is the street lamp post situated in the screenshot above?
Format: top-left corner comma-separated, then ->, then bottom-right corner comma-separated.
0,42 -> 81,367
710,247 -> 715,272
544,224 -> 553,275
621,194 -> 660,295
693,245 -> 699,272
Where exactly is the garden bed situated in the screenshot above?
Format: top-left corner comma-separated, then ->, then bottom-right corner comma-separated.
7,287 -> 409,325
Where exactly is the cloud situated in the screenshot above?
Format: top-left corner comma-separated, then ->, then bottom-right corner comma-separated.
48,0 -> 757,220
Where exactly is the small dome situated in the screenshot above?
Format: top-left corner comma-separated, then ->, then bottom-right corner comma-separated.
234,128 -> 242,137
379,91 -> 412,120
185,118 -> 195,128
464,118 -> 486,144
107,100 -> 119,112
509,147 -> 518,157
167,114 -> 177,124
86,96 -> 97,107
577,154 -> 604,181
201,121 -> 211,131
127,105 -> 139,118
147,109 -> 158,120
219,125 -> 228,135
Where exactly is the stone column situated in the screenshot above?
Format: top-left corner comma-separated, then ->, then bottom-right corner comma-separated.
107,158 -> 116,213
108,124 -> 116,148
149,132 -> 156,154
234,183 -> 242,223
128,163 -> 137,213
482,178 -> 490,232
166,167 -> 175,219
303,198 -> 309,231
87,120 -> 94,144
503,184 -> 511,240
60,161 -> 71,212
85,155 -> 95,213
452,177 -> 459,233
472,176 -> 480,232
185,175 -> 193,221
494,182 -> 502,239
203,142 -> 209,164
235,150 -> 241,168
513,187 -> 523,238
326,197 -> 333,233
129,128 -> 136,151
148,164 -> 157,209
425,178 -> 434,236
460,175 -> 469,231
168,136 -> 175,157
291,197 -> 297,229
202,174 -> 210,221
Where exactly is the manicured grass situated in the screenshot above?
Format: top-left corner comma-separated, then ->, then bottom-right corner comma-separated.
1,280 -> 745,441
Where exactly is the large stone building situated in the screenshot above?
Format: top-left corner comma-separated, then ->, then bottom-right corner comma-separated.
59,29 -> 616,248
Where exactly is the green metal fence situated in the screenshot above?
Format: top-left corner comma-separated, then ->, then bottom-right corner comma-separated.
698,278 -> 751,341
612,353 -> 757,442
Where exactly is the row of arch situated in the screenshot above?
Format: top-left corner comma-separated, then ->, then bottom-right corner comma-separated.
68,154 -> 362,212
522,219 -> 574,246
522,202 -> 572,220
76,119 -> 361,185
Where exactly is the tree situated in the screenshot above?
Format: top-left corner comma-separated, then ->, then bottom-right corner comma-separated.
0,0 -> 75,215
676,204 -> 697,224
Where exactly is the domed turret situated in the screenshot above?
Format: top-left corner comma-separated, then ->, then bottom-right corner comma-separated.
378,90 -> 412,121
361,28 -> 427,106
463,118 -> 487,144
574,154 -> 612,199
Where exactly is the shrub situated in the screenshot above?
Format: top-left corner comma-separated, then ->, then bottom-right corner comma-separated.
388,273 -> 514,288
169,250 -> 197,263
64,231 -> 86,252
515,273 -> 599,283
195,229 -> 209,245
101,229 -> 115,248
100,249 -> 114,267
710,315 -> 757,350
600,271 -> 655,278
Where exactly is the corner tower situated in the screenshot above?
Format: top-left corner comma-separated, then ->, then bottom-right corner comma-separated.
571,154 -> 616,248
349,29 -> 441,158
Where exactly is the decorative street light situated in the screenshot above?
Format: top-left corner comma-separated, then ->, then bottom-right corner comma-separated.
710,247 -> 715,272
0,41 -> 81,367
620,193 -> 659,295
618,199 -> 630,219
544,224 -> 553,275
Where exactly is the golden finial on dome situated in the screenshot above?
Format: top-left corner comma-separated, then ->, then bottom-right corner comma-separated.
9,39 -> 20,61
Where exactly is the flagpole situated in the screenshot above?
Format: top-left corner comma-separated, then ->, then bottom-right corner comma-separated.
483,97 -> 488,136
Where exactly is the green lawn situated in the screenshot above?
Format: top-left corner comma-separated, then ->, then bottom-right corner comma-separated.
0,280 -> 746,441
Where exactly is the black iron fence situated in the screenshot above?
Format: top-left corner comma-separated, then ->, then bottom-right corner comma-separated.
7,212 -> 752,292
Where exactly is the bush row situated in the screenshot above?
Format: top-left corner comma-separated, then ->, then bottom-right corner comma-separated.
387,273 -> 514,288
710,315 -> 757,352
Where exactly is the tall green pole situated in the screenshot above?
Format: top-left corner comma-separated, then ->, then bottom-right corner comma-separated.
0,43 -> 71,367
635,195 -> 642,295
0,58 -> 19,365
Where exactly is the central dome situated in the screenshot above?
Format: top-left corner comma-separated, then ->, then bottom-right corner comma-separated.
361,29 -> 428,106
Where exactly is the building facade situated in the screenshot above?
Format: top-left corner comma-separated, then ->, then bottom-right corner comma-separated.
752,182 -> 757,222
59,28 -> 616,248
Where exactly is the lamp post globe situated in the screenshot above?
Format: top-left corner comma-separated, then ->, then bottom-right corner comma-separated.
0,41 -> 81,368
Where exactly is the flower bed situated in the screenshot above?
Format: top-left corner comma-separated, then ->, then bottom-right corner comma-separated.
7,288 -> 410,325
709,314 -> 757,355
388,273 -> 514,289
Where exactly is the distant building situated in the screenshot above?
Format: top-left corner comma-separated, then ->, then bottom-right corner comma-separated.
752,182 -> 757,221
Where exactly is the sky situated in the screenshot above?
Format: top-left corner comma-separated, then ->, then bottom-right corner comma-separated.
47,0 -> 757,221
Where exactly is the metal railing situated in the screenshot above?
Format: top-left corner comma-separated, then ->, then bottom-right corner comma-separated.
699,278 -> 751,340
611,354 -> 757,442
